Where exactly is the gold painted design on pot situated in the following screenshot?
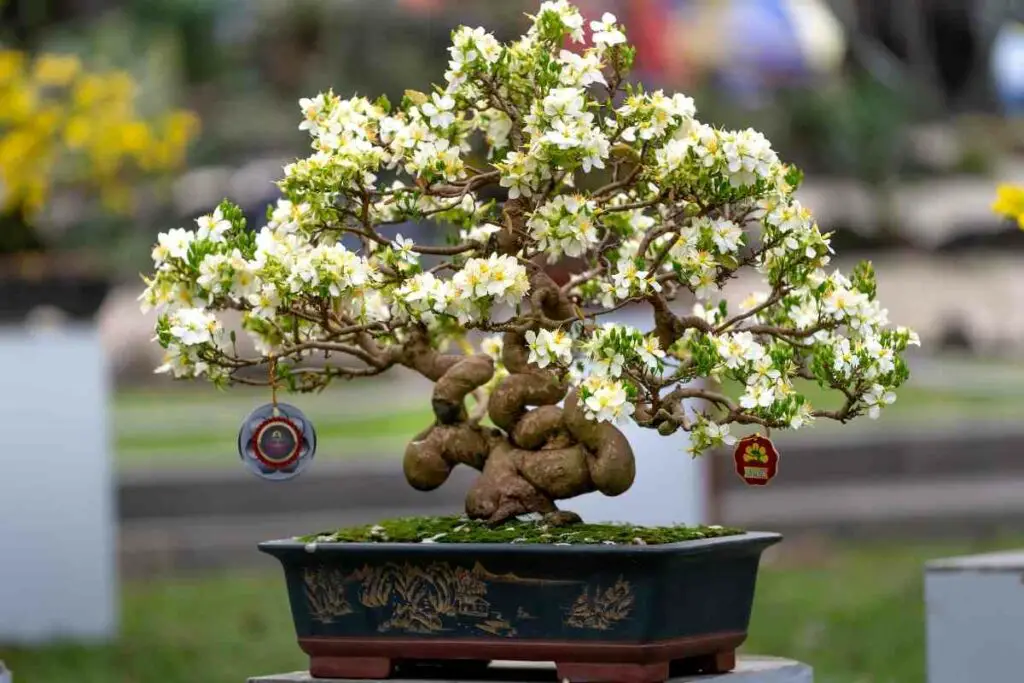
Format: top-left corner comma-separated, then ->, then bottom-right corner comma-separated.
302,560 -> 579,634
303,566 -> 353,623
564,577 -> 635,630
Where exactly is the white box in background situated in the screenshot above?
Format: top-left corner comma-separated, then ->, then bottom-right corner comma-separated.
0,324 -> 116,643
926,550 -> 1024,683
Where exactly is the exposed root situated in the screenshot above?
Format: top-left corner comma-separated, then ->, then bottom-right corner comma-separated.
432,355 -> 494,424
511,404 -> 565,449
400,329 -> 638,523
403,423 -> 500,491
464,440 -> 557,523
563,389 -> 636,496
488,331 -> 566,432
528,270 -> 575,322
513,443 -> 592,499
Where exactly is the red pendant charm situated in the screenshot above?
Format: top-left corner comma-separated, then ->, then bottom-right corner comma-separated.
733,434 -> 779,486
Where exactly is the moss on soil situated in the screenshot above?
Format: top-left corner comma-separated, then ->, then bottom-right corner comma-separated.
297,515 -> 744,546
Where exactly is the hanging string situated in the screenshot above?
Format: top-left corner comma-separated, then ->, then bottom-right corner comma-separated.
268,355 -> 279,413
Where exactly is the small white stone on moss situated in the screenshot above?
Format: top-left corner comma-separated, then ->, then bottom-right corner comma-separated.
516,512 -> 544,522
420,533 -> 447,544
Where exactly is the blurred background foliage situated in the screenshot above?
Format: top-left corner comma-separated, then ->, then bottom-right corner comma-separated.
1,0 -> 1021,271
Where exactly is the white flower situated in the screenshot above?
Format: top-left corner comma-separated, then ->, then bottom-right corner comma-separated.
154,347 -> 192,378
525,328 -> 573,368
558,49 -> 607,87
453,254 -> 530,305
397,272 -> 443,308
705,421 -> 736,446
583,377 -> 634,424
715,331 -> 763,370
832,338 -> 860,376
269,200 -> 310,234
863,384 -> 896,419
590,12 -> 626,48
392,234 -> 417,263
480,335 -> 504,361
298,93 -> 327,133
196,208 -> 232,243
898,327 -> 921,347
152,228 -> 194,265
248,284 -> 281,319
739,291 -> 768,314
528,194 -> 601,260
789,299 -> 819,329
720,128 -> 779,187
449,26 -> 501,71
693,302 -> 722,325
611,261 -> 661,299
543,87 -> 586,121
421,93 -> 457,129
168,307 -> 221,346
749,355 -> 781,385
863,335 -> 895,375
197,253 -> 228,297
459,222 -> 501,244
740,383 -> 775,410
789,403 -> 814,429
710,219 -> 743,253
822,286 -> 868,321
538,1 -> 585,42
637,336 -> 665,369
227,250 -> 260,299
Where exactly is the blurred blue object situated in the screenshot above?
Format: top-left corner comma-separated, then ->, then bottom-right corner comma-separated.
667,0 -> 845,104
992,21 -> 1024,114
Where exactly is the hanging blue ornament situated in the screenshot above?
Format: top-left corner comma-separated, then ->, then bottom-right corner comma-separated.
238,402 -> 317,481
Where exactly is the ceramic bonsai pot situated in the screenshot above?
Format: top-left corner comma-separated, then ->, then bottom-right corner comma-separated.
259,531 -> 781,683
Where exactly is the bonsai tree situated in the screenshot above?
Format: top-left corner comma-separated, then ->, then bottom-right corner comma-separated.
141,0 -> 918,525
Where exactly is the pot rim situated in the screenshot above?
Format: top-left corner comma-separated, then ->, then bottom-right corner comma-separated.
258,530 -> 782,558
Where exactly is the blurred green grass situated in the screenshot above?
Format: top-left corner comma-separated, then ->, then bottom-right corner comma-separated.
113,372 -> 1024,472
114,382 -> 434,471
3,536 -> 1020,683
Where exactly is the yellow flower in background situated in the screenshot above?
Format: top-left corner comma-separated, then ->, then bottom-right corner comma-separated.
992,184 -> 1024,230
0,50 -> 24,84
32,53 -> 81,87
0,48 -> 199,220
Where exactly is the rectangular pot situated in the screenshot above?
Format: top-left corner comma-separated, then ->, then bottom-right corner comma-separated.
259,531 -> 781,683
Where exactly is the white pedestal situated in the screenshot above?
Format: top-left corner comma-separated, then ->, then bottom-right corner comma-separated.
249,657 -> 813,682
926,550 -> 1024,683
569,418 -> 706,526
0,325 -> 116,643
569,308 -> 707,527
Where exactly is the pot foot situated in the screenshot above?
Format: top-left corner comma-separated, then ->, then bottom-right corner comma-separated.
670,649 -> 737,676
309,656 -> 392,679
556,650 -> 736,683
556,661 -> 670,683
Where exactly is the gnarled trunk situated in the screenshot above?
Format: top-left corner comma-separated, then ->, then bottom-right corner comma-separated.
402,330 -> 636,524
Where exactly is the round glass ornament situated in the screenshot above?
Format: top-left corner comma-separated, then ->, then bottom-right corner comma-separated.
238,402 -> 317,481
